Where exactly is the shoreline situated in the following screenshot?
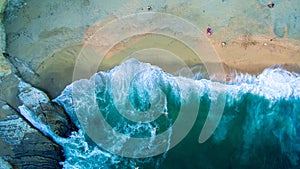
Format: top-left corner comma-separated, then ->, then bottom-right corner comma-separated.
2,0 -> 299,96
29,33 -> 300,98
97,33 -> 300,74
0,1 -> 299,168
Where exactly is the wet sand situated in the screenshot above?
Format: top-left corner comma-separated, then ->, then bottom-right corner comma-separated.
32,32 -> 300,98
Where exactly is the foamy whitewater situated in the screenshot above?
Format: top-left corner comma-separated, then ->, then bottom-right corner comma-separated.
19,59 -> 300,169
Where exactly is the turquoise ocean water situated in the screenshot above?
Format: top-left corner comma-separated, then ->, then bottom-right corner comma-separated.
19,59 -> 300,169
4,0 -> 300,168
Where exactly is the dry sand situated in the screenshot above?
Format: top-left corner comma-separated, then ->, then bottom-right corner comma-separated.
93,32 -> 300,74
212,35 -> 300,74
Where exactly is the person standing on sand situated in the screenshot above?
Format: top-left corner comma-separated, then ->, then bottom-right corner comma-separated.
207,27 -> 212,36
267,2 -> 275,8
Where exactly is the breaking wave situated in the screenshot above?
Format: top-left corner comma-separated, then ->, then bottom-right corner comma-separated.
19,59 -> 300,168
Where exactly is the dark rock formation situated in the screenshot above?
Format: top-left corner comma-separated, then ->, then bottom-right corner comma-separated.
17,80 -> 77,138
0,100 -> 62,168
3,53 -> 40,83
0,75 -> 76,168
33,102 -> 76,138
0,74 -> 21,109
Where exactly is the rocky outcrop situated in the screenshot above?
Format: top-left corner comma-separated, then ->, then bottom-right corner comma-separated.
3,53 -> 39,83
0,100 -> 63,168
0,74 -> 20,109
18,80 -> 76,138
0,55 -> 75,168
0,77 -> 76,168
0,0 -> 13,82
0,2 -> 77,168
0,156 -> 12,169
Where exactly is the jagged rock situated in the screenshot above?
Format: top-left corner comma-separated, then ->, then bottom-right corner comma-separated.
3,53 -> 39,83
0,74 -> 20,109
0,0 -> 13,82
0,0 -> 6,52
0,74 -> 77,136
0,74 -> 76,169
34,102 -> 76,137
0,156 -> 12,169
0,100 -> 63,169
0,0 -> 6,14
0,53 -> 12,80
17,81 -> 76,137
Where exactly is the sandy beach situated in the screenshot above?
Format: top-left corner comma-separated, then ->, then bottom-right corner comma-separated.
212,35 -> 300,74
1,1 -> 298,92
30,32 -> 300,98
3,0 -> 299,78
0,1 -> 299,169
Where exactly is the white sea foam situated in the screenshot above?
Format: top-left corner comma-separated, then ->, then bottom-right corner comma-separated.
19,59 -> 300,168
210,67 -> 300,166
224,67 -> 300,101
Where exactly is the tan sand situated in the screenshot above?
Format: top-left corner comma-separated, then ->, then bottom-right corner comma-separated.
3,0 -> 299,97
96,33 -> 300,75
33,32 -> 300,98
211,35 -> 300,74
